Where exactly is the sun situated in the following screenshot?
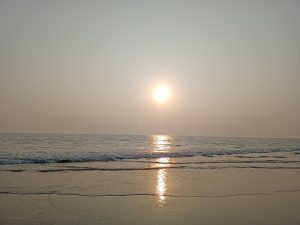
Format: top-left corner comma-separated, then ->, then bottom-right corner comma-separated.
153,84 -> 171,103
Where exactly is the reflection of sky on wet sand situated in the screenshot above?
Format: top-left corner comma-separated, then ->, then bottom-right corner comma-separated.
151,135 -> 173,207
157,167 -> 167,206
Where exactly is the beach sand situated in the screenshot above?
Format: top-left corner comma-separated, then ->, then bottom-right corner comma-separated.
1,153 -> 300,225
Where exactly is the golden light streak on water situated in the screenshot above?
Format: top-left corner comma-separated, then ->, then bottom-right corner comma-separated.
151,135 -> 173,206
156,167 -> 167,206
152,135 -> 171,152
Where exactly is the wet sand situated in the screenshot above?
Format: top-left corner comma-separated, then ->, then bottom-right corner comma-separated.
1,153 -> 300,225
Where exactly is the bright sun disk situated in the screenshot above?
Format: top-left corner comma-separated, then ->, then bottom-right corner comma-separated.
153,84 -> 171,103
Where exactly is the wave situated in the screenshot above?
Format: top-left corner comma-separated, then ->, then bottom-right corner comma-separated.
4,164 -> 300,173
1,189 -> 300,198
0,147 -> 299,165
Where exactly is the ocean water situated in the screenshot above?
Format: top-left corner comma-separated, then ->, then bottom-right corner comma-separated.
0,133 -> 299,165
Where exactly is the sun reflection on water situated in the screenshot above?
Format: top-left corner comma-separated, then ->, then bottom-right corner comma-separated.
157,167 -> 167,205
152,135 -> 171,152
151,135 -> 172,207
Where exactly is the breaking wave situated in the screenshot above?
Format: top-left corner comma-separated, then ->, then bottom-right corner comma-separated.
1,147 -> 299,165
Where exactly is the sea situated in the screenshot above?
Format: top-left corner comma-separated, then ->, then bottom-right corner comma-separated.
0,133 -> 299,165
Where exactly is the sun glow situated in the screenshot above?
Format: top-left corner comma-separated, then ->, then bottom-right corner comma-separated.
153,84 -> 171,103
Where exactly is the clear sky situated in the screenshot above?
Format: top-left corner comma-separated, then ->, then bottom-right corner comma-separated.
0,0 -> 299,138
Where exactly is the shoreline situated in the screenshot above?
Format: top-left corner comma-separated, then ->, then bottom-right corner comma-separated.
1,152 -> 300,225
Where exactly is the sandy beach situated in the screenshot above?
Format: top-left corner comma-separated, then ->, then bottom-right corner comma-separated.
1,152 -> 300,225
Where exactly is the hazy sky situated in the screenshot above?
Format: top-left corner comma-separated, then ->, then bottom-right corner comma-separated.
0,0 -> 300,138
